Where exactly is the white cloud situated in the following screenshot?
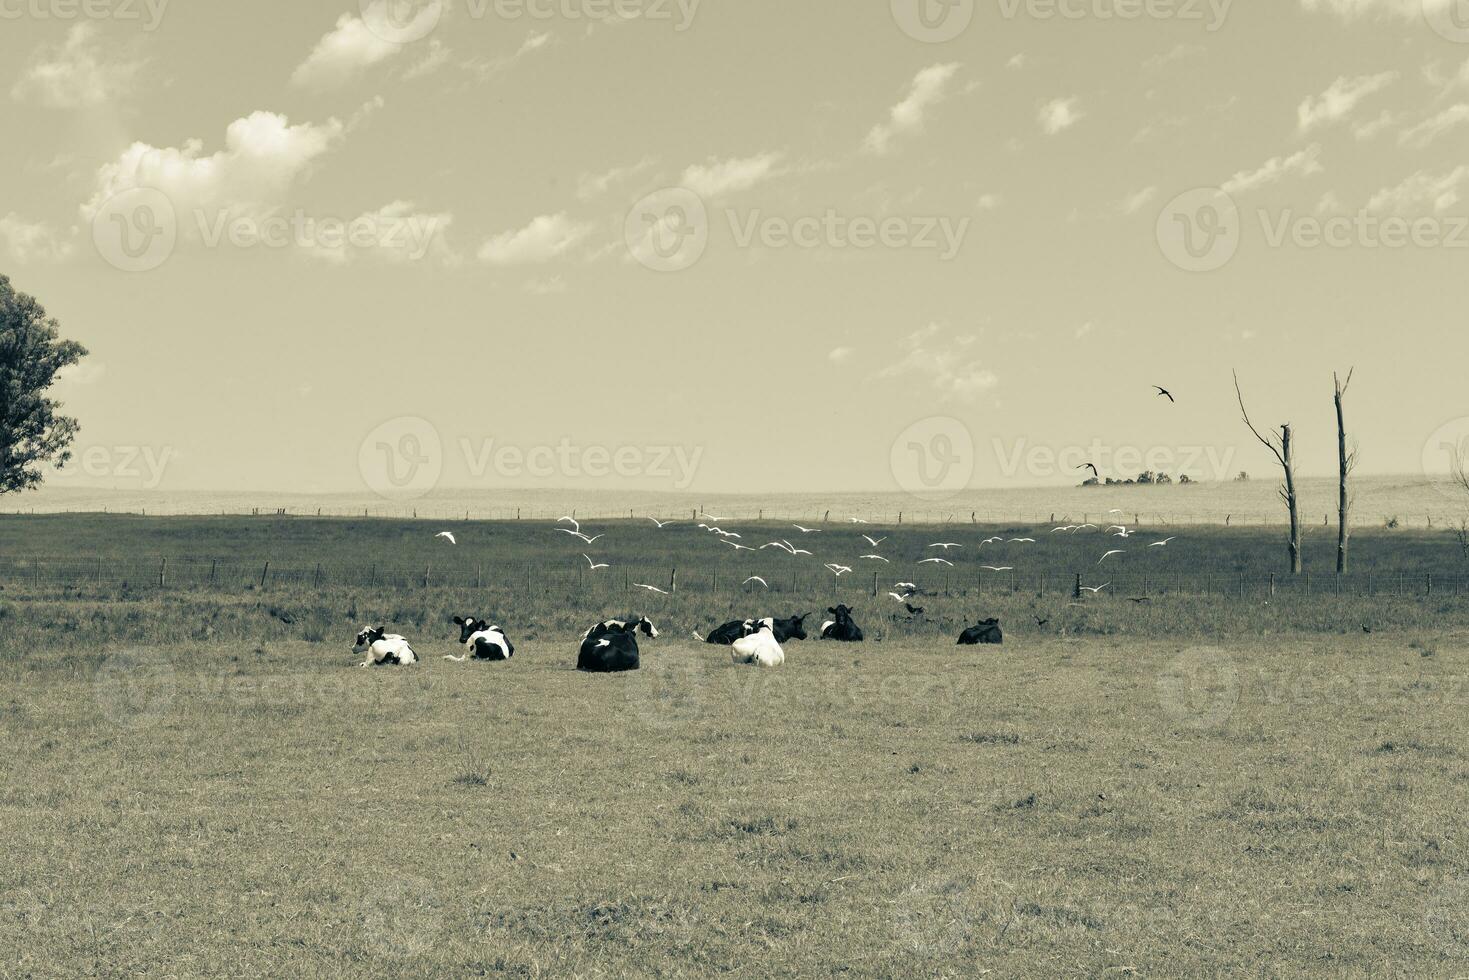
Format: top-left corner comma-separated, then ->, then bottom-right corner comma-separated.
1366,167 -> 1469,214
1398,104 -> 1469,148
55,361 -> 106,386
291,4 -> 424,89
828,347 -> 854,363
524,276 -> 568,295
1006,54 -> 1026,70
1038,97 -> 1083,135
1353,109 -> 1397,141
876,323 -> 998,403
976,193 -> 1002,211
1221,144 -> 1323,195
680,153 -> 782,198
1297,72 -> 1397,132
297,201 -> 455,265
1144,44 -> 1204,72
403,39 -> 451,80
477,212 -> 592,265
864,63 -> 961,155
11,24 -> 141,108
578,157 -> 658,201
82,111 -> 346,219
1074,321 -> 1095,340
0,215 -> 75,263
1117,187 -> 1158,215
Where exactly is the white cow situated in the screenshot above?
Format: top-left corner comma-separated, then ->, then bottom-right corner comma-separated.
731,624 -> 785,667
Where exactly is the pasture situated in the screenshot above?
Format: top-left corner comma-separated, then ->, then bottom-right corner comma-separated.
3,515 -> 1469,976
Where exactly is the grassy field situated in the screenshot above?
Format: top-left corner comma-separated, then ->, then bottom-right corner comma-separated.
4,516 -> 1469,976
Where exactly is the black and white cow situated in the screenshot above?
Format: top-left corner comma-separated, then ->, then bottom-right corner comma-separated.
353,627 -> 419,667
578,621 -> 641,673
448,616 -> 514,661
957,619 -> 1004,645
583,615 -> 660,641
819,605 -> 864,642
705,613 -> 810,645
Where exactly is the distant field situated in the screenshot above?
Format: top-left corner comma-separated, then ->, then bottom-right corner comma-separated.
4,629 -> 1468,976
5,514 -> 1469,975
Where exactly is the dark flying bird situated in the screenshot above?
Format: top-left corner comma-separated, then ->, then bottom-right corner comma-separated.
1154,386 -> 1175,403
1078,463 -> 1099,478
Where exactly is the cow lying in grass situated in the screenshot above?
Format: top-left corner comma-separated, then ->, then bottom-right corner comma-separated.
957,618 -> 1004,645
446,616 -> 514,662
583,616 -> 660,641
820,605 -> 864,642
578,621 -> 642,673
703,614 -> 810,645
354,627 -> 418,667
731,624 -> 785,667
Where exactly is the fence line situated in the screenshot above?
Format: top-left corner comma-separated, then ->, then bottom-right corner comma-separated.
2,556 -> 1463,601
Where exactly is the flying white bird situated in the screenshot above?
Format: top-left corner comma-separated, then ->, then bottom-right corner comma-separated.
558,516 -> 579,531
698,513 -> 724,522
1149,537 -> 1178,547
1076,524 -> 1098,531
1112,529 -> 1135,538
1097,550 -> 1126,565
981,566 -> 1014,572
633,583 -> 670,595
1009,538 -> 1036,544
860,554 -> 891,563
981,537 -> 1005,545
556,528 -> 603,544
863,535 -> 887,547
928,543 -> 962,550
435,531 -> 457,545
761,542 -> 794,552
1105,525 -> 1127,534
582,554 -> 609,571
648,517 -> 675,528
1080,582 -> 1111,594
1051,526 -> 1078,534
722,540 -> 756,552
744,576 -> 769,588
1108,509 -> 1123,515
894,582 -> 918,591
792,524 -> 821,534
783,541 -> 814,556
849,518 -> 870,524
714,529 -> 742,539
887,592 -> 909,602
825,563 -> 853,576
920,558 -> 955,567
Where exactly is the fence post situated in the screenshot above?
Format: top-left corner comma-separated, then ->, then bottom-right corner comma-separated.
210,559 -> 217,586
313,563 -> 321,588
1270,573 -> 1276,598
872,571 -> 878,598
260,561 -> 270,589
159,558 -> 167,588
670,568 -> 678,595
1427,573 -> 1433,596
1074,574 -> 1082,600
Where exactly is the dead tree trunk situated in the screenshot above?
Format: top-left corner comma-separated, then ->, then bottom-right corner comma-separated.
1333,369 -> 1356,575
1235,370 -> 1303,575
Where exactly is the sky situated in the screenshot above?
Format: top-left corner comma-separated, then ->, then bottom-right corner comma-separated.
3,0 -> 1469,500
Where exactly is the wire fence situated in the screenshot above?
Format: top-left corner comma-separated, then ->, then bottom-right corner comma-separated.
4,556 -> 1466,601
4,504 -> 1467,530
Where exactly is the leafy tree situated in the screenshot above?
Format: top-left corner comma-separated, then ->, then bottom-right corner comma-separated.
1,274 -> 88,494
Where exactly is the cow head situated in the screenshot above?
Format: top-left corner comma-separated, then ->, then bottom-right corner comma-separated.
827,605 -> 854,621
632,616 -> 660,638
353,626 -> 385,653
453,615 -> 490,644
770,613 -> 809,642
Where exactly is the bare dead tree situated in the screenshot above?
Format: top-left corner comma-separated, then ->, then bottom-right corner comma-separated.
1333,369 -> 1357,575
1235,370 -> 1302,575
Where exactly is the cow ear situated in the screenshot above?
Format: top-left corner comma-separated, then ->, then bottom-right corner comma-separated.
453,616 -> 465,626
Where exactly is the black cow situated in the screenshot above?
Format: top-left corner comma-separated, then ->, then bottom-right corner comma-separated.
450,616 -> 514,661
578,621 -> 641,673
762,613 -> 810,643
705,620 -> 757,645
819,605 -> 864,642
706,613 -> 810,645
957,619 -> 1004,645
584,615 -> 660,640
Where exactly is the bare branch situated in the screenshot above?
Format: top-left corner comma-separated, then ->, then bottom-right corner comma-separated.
1234,370 -> 1288,469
